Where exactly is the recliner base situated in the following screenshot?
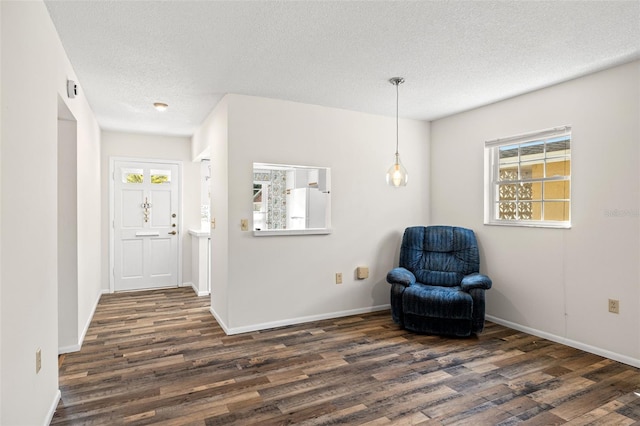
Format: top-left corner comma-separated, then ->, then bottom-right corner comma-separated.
403,313 -> 476,337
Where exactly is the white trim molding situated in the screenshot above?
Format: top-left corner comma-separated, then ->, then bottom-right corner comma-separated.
486,315 -> 640,368
182,281 -> 209,297
58,344 -> 81,355
211,305 -> 391,336
45,390 -> 62,426
58,289 -> 107,355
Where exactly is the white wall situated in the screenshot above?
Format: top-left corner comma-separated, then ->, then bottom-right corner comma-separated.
193,97 -> 229,326
58,114 -> 78,350
196,94 -> 430,333
73,85 -> 102,358
1,1 -> 101,424
191,120 -> 211,162
430,61 -> 640,366
0,1 -> 4,419
100,131 -> 201,290
56,26 -> 102,358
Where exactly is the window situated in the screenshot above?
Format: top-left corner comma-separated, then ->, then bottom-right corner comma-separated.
485,126 -> 571,228
150,169 -> 171,184
122,168 -> 143,183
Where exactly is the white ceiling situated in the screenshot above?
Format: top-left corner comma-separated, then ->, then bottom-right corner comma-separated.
45,1 -> 640,137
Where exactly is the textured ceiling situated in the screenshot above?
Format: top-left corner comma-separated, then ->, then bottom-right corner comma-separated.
45,1 -> 640,137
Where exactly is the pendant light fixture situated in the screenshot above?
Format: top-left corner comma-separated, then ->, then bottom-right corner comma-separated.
386,77 -> 408,187
153,102 -> 169,111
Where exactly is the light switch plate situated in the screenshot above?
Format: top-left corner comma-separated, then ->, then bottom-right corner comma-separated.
240,219 -> 249,231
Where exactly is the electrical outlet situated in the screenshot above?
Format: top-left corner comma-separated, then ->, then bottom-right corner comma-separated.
36,348 -> 42,374
608,299 -> 619,314
335,273 -> 343,284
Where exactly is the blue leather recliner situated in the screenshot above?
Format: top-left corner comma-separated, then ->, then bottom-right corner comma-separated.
387,226 -> 492,337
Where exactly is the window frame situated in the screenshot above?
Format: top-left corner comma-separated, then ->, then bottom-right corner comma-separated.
484,126 -> 572,229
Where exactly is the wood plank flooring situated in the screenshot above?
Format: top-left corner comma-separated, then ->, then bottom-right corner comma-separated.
52,288 -> 640,425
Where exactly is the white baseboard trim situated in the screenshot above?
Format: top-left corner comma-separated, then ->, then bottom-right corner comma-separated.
183,281 -> 209,297
210,305 -> 391,336
486,315 -> 640,368
59,289 -> 107,355
44,389 -> 61,426
210,307 -> 230,335
58,344 -> 81,354
80,289 -> 107,342
182,281 -> 195,292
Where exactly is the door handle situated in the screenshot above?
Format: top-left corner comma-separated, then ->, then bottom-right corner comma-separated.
168,231 -> 177,235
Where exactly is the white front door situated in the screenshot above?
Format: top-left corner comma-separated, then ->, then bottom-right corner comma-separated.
113,160 -> 180,291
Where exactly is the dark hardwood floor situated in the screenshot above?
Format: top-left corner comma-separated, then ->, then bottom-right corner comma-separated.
52,288 -> 640,425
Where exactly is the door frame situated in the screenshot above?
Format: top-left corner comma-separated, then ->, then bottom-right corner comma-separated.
109,157 -> 183,293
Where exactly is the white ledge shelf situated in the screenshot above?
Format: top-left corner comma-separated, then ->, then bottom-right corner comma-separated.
253,228 -> 332,237
188,228 -> 211,237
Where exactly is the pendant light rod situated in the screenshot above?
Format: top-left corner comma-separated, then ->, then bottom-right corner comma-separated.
389,77 -> 404,158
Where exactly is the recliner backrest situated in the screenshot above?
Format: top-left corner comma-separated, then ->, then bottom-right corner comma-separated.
399,226 -> 480,287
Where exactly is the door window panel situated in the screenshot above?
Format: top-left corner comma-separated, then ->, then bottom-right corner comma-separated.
122,168 -> 144,183
151,169 -> 171,184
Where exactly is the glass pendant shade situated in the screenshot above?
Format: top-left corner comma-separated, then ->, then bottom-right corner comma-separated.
386,154 -> 408,187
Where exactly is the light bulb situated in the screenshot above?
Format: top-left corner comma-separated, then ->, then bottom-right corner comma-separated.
392,166 -> 403,186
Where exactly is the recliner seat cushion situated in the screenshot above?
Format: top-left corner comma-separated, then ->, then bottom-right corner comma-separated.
403,284 -> 472,320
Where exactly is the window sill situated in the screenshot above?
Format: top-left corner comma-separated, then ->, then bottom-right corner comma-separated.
253,228 -> 332,237
484,220 -> 571,229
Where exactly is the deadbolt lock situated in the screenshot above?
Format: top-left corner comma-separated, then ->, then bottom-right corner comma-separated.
171,213 -> 177,218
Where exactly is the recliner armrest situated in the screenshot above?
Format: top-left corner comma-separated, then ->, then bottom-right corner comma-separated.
461,273 -> 492,291
387,267 -> 416,287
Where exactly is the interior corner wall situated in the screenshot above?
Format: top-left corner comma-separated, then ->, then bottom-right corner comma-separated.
193,96 -> 229,327
1,1 -> 101,423
212,94 -> 430,332
70,89 -> 102,357
430,60 -> 640,365
100,131 -> 201,291
191,116 -> 211,161
55,16 -> 102,357
57,115 -> 79,351
2,3 -> 59,424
